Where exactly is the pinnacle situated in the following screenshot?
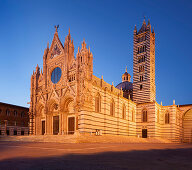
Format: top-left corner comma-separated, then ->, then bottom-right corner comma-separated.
143,17 -> 146,25
148,19 -> 150,25
82,38 -> 87,49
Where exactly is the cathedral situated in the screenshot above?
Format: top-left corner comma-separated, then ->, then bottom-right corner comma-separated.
29,20 -> 192,143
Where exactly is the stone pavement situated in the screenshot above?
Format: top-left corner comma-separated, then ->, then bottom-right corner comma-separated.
0,142 -> 191,169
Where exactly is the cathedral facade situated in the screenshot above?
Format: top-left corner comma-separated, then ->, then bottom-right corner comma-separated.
29,21 -> 192,143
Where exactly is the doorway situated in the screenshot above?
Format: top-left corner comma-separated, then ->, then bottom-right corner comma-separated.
53,116 -> 59,135
42,120 -> 45,135
142,129 -> 147,138
183,109 -> 192,143
68,117 -> 75,134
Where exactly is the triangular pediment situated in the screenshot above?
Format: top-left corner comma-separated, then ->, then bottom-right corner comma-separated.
48,32 -> 64,60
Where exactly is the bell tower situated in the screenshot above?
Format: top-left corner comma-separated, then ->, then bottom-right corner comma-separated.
133,19 -> 156,103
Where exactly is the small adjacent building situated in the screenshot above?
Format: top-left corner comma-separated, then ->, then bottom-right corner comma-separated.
0,102 -> 29,136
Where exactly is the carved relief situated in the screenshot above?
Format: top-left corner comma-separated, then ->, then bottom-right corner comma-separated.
51,44 -> 61,59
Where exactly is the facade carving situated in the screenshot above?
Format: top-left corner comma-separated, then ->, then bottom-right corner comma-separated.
29,20 -> 192,143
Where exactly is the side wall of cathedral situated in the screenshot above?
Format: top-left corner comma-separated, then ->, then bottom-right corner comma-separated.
78,75 -> 136,136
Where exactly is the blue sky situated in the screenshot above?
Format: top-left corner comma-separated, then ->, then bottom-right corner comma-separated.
0,0 -> 191,107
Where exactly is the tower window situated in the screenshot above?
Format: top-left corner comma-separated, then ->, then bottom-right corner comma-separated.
165,112 -> 170,124
138,46 -> 146,54
140,76 -> 143,81
140,85 -> 143,90
139,66 -> 144,72
138,56 -> 145,63
142,110 -> 148,122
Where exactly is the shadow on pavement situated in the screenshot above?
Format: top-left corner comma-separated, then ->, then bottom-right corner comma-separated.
0,147 -> 192,170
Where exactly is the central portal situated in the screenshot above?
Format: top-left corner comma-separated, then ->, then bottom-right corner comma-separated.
53,116 -> 59,135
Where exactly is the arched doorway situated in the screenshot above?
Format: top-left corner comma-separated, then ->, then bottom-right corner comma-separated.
183,109 -> 192,143
61,97 -> 76,135
50,103 -> 59,135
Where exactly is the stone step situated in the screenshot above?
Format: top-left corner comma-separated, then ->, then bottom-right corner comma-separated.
0,134 -> 172,143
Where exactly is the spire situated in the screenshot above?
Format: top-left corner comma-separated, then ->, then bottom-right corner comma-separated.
47,42 -> 49,49
69,27 -> 70,35
148,19 -> 150,25
36,64 -> 40,74
122,66 -> 131,82
152,27 -> 155,33
134,25 -> 137,31
81,38 -> 87,49
143,16 -> 146,25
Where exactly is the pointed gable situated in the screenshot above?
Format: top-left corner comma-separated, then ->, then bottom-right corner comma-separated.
48,28 -> 64,60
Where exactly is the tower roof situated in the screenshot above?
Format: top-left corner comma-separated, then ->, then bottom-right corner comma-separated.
138,19 -> 147,34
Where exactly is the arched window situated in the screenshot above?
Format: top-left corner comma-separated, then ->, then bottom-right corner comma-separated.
21,111 -> 25,118
110,99 -> 115,116
157,109 -> 159,123
132,109 -> 135,122
95,93 -> 101,113
165,112 -> 170,124
6,109 -> 10,116
142,110 -> 147,122
14,110 -> 17,117
122,104 -> 126,119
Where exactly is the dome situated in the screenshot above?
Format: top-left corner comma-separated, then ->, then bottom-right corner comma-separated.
116,81 -> 133,91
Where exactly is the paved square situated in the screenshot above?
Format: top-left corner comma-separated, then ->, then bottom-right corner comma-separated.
0,141 -> 192,169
